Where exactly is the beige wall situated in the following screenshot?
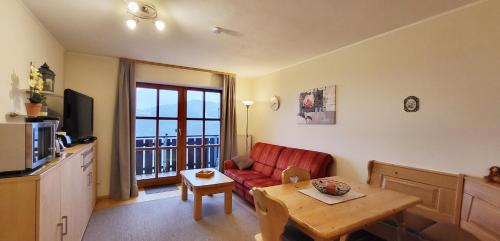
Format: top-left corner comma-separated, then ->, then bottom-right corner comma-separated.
0,0 -> 64,121
248,0 -> 500,182
64,53 -> 238,197
64,52 -> 119,197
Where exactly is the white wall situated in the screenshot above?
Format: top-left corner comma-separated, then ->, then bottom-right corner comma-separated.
247,0 -> 500,182
0,0 -> 64,121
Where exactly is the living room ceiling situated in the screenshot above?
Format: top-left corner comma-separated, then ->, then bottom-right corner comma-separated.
22,0 -> 476,77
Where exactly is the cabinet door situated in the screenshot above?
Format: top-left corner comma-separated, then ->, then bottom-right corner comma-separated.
82,146 -> 96,229
0,180 -> 36,241
61,154 -> 85,241
39,169 -> 62,241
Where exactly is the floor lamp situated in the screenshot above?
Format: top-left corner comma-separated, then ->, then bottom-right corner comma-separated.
242,100 -> 254,154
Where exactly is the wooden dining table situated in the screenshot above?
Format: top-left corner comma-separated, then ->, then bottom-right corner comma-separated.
262,176 -> 422,241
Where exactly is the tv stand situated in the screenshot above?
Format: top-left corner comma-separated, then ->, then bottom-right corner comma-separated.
77,136 -> 97,144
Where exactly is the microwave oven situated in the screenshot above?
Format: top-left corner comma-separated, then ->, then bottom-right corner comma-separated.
0,122 -> 56,173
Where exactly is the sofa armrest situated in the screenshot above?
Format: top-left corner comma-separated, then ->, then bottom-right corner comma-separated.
223,159 -> 237,170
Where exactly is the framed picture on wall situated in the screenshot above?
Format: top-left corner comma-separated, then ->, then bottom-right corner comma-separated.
297,85 -> 336,125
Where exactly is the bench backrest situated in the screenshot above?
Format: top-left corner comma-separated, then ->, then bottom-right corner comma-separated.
367,160 -> 464,224
460,176 -> 500,241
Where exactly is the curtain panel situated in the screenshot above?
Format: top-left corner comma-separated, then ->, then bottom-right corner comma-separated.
220,74 -> 237,171
110,59 -> 139,200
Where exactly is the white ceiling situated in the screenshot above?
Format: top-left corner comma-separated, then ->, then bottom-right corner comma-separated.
22,0 -> 476,77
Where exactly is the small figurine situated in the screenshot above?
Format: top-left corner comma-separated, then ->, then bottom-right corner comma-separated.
485,166 -> 500,184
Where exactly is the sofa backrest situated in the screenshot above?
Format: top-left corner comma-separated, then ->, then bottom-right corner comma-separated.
460,176 -> 500,241
271,147 -> 333,181
250,143 -> 286,176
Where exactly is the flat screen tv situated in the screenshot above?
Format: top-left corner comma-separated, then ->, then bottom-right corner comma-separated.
63,89 -> 94,142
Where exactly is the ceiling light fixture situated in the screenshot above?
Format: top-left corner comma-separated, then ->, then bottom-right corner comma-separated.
125,1 -> 166,32
127,1 -> 139,13
155,20 -> 166,31
211,26 -> 222,34
126,19 -> 137,30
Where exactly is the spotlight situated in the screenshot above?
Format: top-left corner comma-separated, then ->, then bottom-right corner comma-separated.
126,19 -> 137,30
128,1 -> 139,13
155,20 -> 166,31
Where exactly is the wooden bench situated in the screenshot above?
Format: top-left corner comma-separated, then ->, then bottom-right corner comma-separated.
365,160 -> 500,241
365,161 -> 464,241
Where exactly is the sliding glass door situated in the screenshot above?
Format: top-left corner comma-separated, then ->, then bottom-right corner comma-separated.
135,83 -> 221,187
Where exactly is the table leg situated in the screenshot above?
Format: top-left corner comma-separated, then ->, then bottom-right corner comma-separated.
395,212 -> 406,241
224,188 -> 232,214
181,178 -> 187,201
194,190 -> 202,221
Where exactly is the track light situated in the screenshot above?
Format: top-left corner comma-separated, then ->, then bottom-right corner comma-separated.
128,1 -> 139,13
155,20 -> 165,31
126,19 -> 137,30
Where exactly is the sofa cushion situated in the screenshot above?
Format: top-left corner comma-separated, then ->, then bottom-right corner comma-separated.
271,148 -> 333,181
244,178 -> 281,189
232,155 -> 255,170
250,143 -> 286,176
225,169 -> 268,185
420,223 -> 479,241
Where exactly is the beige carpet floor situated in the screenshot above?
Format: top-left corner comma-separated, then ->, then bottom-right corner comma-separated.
83,194 -> 259,241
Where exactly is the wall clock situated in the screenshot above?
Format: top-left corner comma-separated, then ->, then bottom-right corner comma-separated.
404,96 -> 419,112
270,96 -> 280,111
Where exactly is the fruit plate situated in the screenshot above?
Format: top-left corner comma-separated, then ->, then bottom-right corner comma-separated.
311,178 -> 351,196
195,170 -> 214,178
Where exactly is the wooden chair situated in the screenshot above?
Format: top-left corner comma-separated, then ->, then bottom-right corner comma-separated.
281,166 -> 311,184
252,188 -> 313,241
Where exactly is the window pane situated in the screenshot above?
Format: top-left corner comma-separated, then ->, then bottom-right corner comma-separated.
186,120 -> 202,146
159,149 -> 177,177
204,121 -> 220,145
187,90 -> 203,118
135,150 -> 156,180
186,147 -> 203,170
159,90 -> 178,117
205,92 -> 221,118
159,120 -> 177,147
136,88 -> 157,117
136,119 -> 156,147
204,147 -> 220,169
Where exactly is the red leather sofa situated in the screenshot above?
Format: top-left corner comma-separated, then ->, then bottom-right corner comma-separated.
223,142 -> 333,204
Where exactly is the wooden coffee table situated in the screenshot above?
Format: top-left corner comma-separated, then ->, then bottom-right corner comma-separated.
180,168 -> 234,221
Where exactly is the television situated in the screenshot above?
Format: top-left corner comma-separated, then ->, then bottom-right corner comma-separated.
63,89 -> 94,142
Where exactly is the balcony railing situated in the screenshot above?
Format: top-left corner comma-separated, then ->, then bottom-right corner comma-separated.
135,135 -> 220,179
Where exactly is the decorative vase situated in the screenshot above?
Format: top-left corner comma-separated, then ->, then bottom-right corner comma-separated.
25,103 -> 42,116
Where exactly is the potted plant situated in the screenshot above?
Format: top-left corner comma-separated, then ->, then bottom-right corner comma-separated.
25,64 -> 46,116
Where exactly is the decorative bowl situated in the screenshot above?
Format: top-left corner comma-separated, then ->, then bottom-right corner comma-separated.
195,170 -> 214,178
311,179 -> 351,196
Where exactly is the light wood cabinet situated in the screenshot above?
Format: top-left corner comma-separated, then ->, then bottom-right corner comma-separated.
38,168 -> 62,241
0,143 -> 97,241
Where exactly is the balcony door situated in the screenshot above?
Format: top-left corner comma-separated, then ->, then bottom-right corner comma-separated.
135,83 -> 221,187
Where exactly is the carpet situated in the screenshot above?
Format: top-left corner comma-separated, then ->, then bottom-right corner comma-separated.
83,194 -> 259,241
144,185 -> 179,195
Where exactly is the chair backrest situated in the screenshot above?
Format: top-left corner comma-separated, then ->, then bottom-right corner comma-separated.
281,166 -> 311,184
252,188 -> 289,241
460,176 -> 500,241
367,160 -> 464,224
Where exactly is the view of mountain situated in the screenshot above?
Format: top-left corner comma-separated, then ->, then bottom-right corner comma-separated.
136,100 -> 220,138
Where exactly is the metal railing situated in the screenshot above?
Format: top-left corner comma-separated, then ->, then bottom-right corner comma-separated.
135,135 -> 220,178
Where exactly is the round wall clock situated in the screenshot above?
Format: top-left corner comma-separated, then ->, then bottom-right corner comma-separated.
404,96 -> 420,112
270,96 -> 280,111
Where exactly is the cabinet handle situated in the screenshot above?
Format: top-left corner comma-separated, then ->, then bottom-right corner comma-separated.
88,172 -> 92,186
57,223 -> 64,241
62,216 -> 68,235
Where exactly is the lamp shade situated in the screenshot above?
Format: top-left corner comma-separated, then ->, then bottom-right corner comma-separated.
242,100 -> 254,106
